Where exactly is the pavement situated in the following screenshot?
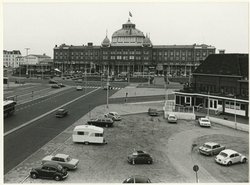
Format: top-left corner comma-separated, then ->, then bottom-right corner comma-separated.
4,82 -> 249,183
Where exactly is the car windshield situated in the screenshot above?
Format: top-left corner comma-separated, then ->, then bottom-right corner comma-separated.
219,152 -> 228,157
201,119 -> 209,122
203,144 -> 212,149
169,116 -> 176,119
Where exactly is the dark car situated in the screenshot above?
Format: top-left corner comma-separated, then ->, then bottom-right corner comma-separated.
51,84 -> 61,89
49,79 -> 58,84
87,118 -> 114,127
30,162 -> 68,181
127,150 -> 153,165
123,175 -> 151,183
55,108 -> 68,118
148,108 -> 158,116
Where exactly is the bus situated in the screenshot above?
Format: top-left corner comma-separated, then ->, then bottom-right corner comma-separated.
4,100 -> 16,118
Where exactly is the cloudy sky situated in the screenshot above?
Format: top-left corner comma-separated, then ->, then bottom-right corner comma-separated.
3,2 -> 249,57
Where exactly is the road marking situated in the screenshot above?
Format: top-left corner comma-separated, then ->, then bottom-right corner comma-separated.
4,88 -> 100,137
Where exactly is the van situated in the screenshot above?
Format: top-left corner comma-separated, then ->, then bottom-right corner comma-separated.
72,125 -> 107,144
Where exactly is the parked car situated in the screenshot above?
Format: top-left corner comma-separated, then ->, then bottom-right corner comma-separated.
76,86 -> 83,91
104,112 -> 122,121
198,117 -> 211,127
30,162 -> 68,181
55,108 -> 68,118
87,118 -> 114,127
148,108 -> 158,116
51,84 -> 61,88
199,142 -> 226,156
127,150 -> 153,165
42,153 -> 79,170
123,175 -> 151,183
103,85 -> 112,90
57,83 -> 65,87
49,79 -> 58,84
215,149 -> 247,166
167,114 -> 177,123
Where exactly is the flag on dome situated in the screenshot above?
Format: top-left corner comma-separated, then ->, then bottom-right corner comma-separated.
129,11 -> 132,17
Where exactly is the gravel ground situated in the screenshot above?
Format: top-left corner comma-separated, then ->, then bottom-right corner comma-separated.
25,112 -> 248,183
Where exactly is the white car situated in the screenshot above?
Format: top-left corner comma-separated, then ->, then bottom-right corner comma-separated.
167,114 -> 177,123
104,112 -> 122,121
76,86 -> 83,91
42,153 -> 79,170
215,149 -> 247,166
198,117 -> 211,127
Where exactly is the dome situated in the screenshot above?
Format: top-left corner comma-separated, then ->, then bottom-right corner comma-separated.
111,19 -> 145,46
143,35 -> 152,47
101,36 -> 110,47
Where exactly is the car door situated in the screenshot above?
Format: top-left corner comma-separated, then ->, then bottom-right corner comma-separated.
212,145 -> 219,154
229,154 -> 237,164
233,153 -> 241,163
40,166 -> 50,179
47,166 -> 57,179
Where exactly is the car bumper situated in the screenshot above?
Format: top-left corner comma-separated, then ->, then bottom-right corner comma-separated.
62,173 -> 69,179
215,158 -> 227,165
199,149 -> 211,155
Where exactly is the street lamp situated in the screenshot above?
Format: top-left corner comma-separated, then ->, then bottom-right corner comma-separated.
207,91 -> 210,117
106,67 -> 109,109
25,48 -> 30,78
234,96 -> 237,130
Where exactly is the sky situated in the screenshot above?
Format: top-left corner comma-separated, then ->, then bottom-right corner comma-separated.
2,1 -> 249,58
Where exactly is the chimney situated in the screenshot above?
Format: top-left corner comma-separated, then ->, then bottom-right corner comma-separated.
88,42 -> 93,46
219,49 -> 225,54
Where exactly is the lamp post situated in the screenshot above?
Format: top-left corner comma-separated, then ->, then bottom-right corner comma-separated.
207,91 -> 210,117
25,48 -> 30,78
234,96 -> 237,130
106,67 -> 109,109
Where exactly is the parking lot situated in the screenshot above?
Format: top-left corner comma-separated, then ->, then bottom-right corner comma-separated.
24,112 -> 248,183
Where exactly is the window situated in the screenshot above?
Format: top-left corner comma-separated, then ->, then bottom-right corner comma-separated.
129,56 -> 134,60
111,56 -> 115,60
77,131 -> 84,135
95,133 -> 103,137
117,56 -> 122,60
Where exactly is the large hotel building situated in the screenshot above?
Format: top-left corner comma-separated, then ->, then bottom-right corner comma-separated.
54,19 -> 216,76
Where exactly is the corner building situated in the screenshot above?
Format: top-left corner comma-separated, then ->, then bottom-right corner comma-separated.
54,19 -> 216,76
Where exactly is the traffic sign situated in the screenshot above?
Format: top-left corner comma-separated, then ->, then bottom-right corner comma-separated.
193,165 -> 199,172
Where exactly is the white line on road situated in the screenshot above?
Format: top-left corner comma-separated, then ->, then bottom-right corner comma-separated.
4,88 -> 100,137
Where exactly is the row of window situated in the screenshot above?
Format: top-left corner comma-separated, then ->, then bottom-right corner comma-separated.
77,131 -> 103,137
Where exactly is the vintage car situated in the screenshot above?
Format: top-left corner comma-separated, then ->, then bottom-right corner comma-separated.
104,112 -> 122,121
127,150 -> 153,165
167,114 -> 177,123
30,162 -> 68,181
199,142 -> 226,156
51,84 -> 61,88
123,175 -> 151,183
55,108 -> 68,118
76,86 -> 83,91
42,153 -> 79,170
148,108 -> 158,116
198,117 -> 211,127
215,149 -> 247,166
87,117 -> 114,127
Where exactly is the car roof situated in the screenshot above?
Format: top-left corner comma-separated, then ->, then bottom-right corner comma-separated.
54,153 -> 69,159
58,108 -> 65,111
204,142 -> 219,146
43,162 -> 61,168
109,112 -> 118,114
220,149 -> 237,155
200,117 -> 209,120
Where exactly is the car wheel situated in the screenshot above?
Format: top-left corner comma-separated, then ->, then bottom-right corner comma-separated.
31,173 -> 37,179
227,161 -> 232,166
147,160 -> 152,164
54,175 -> 61,181
105,124 -> 108,128
242,158 -> 247,163
84,141 -> 89,145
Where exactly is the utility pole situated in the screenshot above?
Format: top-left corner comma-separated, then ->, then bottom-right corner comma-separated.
25,48 -> 30,79
234,96 -> 237,130
207,91 -> 210,117
106,67 -> 109,109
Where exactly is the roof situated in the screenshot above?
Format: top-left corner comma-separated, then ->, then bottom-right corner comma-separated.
193,54 -> 248,77
74,125 -> 103,132
204,142 -> 219,146
4,100 -> 16,106
55,153 -> 69,159
220,149 -> 237,155
3,50 -> 21,55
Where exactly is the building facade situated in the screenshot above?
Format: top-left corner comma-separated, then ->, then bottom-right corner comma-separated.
54,19 -> 216,76
3,50 -> 22,68
175,54 -> 249,118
